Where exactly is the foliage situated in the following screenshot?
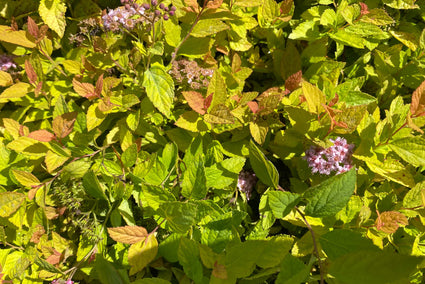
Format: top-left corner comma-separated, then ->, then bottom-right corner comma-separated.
0,0 -> 425,283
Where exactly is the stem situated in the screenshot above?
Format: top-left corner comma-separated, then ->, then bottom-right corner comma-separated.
295,207 -> 324,284
170,6 -> 206,65
38,47 -> 68,77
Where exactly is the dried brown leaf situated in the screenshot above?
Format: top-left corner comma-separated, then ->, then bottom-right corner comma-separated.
108,226 -> 149,244
376,211 -> 408,234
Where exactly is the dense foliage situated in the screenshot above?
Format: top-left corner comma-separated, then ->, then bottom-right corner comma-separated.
1,0 -> 425,283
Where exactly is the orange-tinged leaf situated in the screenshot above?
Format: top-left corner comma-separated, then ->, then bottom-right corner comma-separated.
28,130 -> 55,142
182,91 -> 206,114
27,16 -> 39,39
184,0 -> 200,12
52,112 -> 77,139
95,74 -> 104,97
212,262 -> 228,279
247,101 -> 259,113
206,0 -> 223,9
25,60 -> 38,84
128,234 -> 158,275
73,78 -> 97,99
375,211 -> 408,234
12,169 -> 41,187
108,226 -> 148,244
411,80 -> 425,116
285,70 -> 302,92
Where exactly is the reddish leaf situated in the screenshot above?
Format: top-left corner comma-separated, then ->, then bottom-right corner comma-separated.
204,93 -> 213,110
73,78 -> 97,99
329,93 -> 339,107
280,0 -> 293,14
182,91 -> 206,115
34,81 -> 43,97
95,74 -> 104,97
30,224 -> 45,244
247,101 -> 259,113
285,70 -> 302,92
184,0 -> 200,13
52,112 -> 77,139
27,16 -> 39,39
45,249 -> 62,265
360,2 -> 369,15
411,80 -> 425,116
28,129 -> 55,142
375,211 -> 408,234
206,0 -> 223,9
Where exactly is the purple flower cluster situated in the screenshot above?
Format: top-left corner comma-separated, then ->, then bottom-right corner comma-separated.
304,137 -> 355,175
237,170 -> 258,200
0,54 -> 16,71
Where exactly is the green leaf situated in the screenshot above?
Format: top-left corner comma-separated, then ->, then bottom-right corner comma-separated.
177,37 -> 212,58
338,91 -> 377,106
178,238 -> 203,283
191,19 -> 229,37
141,184 -> 176,211
157,202 -> 197,234
360,9 -> 394,26
86,104 -> 106,132
389,137 -> 425,167
304,168 -> 356,217
382,0 -> 418,9
268,191 -> 300,219
11,169 -> 40,187
330,30 -> 365,49
276,254 -> 310,284
320,230 -> 380,261
163,19 -> 181,47
329,251 -> 422,284
288,21 -> 321,41
45,150 -> 69,173
204,104 -> 234,124
301,81 -> 325,114
143,64 -> 174,118
94,256 -> 126,284
122,144 -> 138,168
128,234 -> 158,275
0,71 -> 13,87
63,160 -> 91,178
39,0 -> 67,38
249,141 -> 279,188
181,154 -> 207,200
0,192 -> 25,217
175,111 -> 209,132
403,181 -> 425,208
207,71 -> 227,110
82,170 -> 108,200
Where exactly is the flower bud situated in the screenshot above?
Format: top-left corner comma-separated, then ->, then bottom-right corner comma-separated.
169,10 -> 175,16
142,3 -> 150,9
151,0 -> 158,6
154,9 -> 161,16
170,6 -> 176,11
164,6 -> 169,11
159,3 -> 165,9
163,14 -> 169,20
125,3 -> 131,10
133,3 -> 139,9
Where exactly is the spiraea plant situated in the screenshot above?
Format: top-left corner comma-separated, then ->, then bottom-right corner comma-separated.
1,0 -> 425,283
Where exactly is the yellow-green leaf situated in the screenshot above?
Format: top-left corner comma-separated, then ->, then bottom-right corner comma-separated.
0,25 -> 36,48
0,192 -> 26,217
7,136 -> 49,157
128,234 -> 158,275
301,81 -> 325,114
45,150 -> 69,173
0,71 -> 13,87
175,111 -> 209,132
12,169 -> 40,187
191,19 -> 229,37
108,226 -> 148,244
0,82 -> 32,102
39,0 -> 67,38
86,104 -> 106,131
249,121 -> 269,145
204,104 -> 235,124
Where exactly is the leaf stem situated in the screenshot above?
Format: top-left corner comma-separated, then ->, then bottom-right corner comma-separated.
295,207 -> 324,284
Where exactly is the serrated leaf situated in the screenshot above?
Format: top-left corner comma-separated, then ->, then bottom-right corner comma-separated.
403,181 -> 425,208
360,8 -> 394,26
175,111 -> 209,132
45,150 -> 69,173
143,64 -> 174,118
301,81 -> 325,114
182,91 -> 206,115
7,136 -> 49,157
304,168 -> 356,217
128,234 -> 158,275
204,104 -> 234,124
108,226 -> 148,244
0,192 -> 25,217
12,169 -> 40,187
178,238 -> 203,283
249,141 -> 279,188
268,191 -> 300,219
72,78 -> 96,99
94,256 -> 126,284
0,25 -> 36,48
382,0 -> 418,9
208,71 -> 227,110
52,111 -> 77,138
276,253 -> 309,284
191,19 -> 229,37
28,130 -> 55,142
86,104 -> 106,132
63,160 -> 91,178
330,30 -> 365,49
389,137 -> 425,167
375,211 -> 408,234
329,251 -> 421,284
157,202 -> 197,234
122,144 -> 138,168
320,230 -> 380,261
181,154 -> 207,200
249,121 -> 269,145
39,0 -> 67,38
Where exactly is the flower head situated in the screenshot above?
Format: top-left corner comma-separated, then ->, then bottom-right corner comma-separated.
0,54 -> 16,71
237,170 -> 258,200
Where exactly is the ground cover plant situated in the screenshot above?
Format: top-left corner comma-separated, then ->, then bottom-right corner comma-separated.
1,0 -> 425,283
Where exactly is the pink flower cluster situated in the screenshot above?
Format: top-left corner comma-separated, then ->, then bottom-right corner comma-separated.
102,3 -> 146,31
51,279 -> 73,284
0,54 -> 16,71
304,137 -> 355,175
237,170 -> 258,200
